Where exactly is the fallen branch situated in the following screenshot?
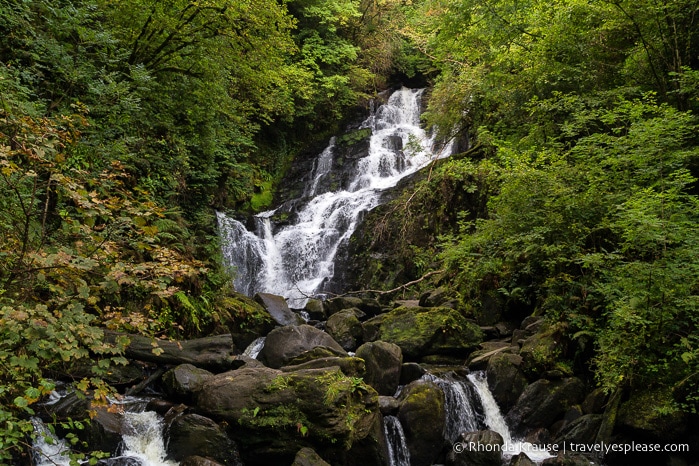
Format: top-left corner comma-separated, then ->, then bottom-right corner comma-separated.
332,269 -> 446,298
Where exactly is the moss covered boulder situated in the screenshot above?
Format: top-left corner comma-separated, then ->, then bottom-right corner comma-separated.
326,308 -> 365,351
258,324 -> 347,369
364,306 -> 483,360
397,380 -> 446,466
194,366 -> 379,464
356,341 -> 403,396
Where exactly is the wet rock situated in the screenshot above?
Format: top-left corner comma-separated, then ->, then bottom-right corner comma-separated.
447,430 -> 504,466
379,396 -> 401,415
254,292 -> 305,326
356,341 -> 403,395
222,293 -> 275,350
179,457 -> 226,466
363,306 -> 483,360
486,353 -> 528,412
400,362 -> 426,385
397,380 -> 445,466
257,324 -> 347,369
292,447 -> 331,466
167,414 -> 242,465
162,364 -> 214,399
507,378 -> 586,431
326,308 -> 365,351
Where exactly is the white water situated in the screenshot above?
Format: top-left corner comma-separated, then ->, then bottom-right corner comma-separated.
383,415 -> 411,466
243,336 -> 266,359
219,87 -> 454,307
467,371 -> 554,462
33,401 -> 178,466
421,373 -> 485,442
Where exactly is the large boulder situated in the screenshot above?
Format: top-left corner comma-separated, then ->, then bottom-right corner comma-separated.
486,353 -> 528,412
509,453 -> 537,466
507,378 -> 586,431
554,414 -> 603,447
162,364 -> 214,400
194,366 -> 379,464
255,293 -> 305,326
325,297 -> 365,316
397,380 -> 446,466
258,325 -> 347,369
326,309 -> 365,351
166,413 -> 242,465
220,293 -> 275,350
447,430 -> 504,466
519,323 -> 568,377
616,388 -> 687,441
363,306 -> 483,360
355,341 -> 403,396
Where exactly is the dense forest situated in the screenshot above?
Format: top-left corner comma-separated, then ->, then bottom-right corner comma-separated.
1,0 -> 698,463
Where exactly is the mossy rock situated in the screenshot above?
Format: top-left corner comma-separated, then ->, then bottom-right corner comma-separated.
195,366 -> 379,463
220,292 -> 275,350
617,388 -> 687,440
370,306 -> 483,360
519,322 -> 568,378
397,380 -> 446,466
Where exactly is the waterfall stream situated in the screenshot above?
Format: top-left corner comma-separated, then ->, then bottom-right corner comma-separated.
383,415 -> 411,466
218,87 -> 453,306
33,397 -> 178,466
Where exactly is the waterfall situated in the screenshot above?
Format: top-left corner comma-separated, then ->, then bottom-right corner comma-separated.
243,336 -> 266,359
383,415 -> 411,466
33,399 -> 178,466
467,371 -> 554,463
218,87 -> 454,307
421,373 -> 487,443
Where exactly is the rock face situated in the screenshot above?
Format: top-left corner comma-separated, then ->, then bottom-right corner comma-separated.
355,341 -> 402,396
326,309 -> 365,351
292,447 -> 331,466
448,430 -> 504,466
486,352 -> 528,412
507,378 -> 586,431
194,366 -> 379,464
363,306 -> 483,360
255,292 -> 305,326
397,380 -> 446,466
167,413 -> 243,465
257,324 -> 347,369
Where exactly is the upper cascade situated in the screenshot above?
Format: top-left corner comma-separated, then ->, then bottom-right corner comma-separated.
218,87 -> 454,306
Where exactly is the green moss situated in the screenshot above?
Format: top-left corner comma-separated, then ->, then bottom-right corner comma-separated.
336,128 -> 372,146
249,180 -> 273,211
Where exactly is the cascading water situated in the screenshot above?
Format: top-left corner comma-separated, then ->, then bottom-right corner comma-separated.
383,415 -> 411,466
467,371 -> 554,463
218,87 -> 453,307
32,397 -> 178,466
421,373 -> 487,443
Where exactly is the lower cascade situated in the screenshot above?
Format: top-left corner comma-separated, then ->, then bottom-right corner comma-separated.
32,398 -> 178,466
383,415 -> 411,466
218,86 -> 454,307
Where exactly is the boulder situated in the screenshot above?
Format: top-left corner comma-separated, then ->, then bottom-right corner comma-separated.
554,414 -> 603,447
304,299 -> 327,321
221,293 -> 275,350
292,447 -> 331,466
355,341 -> 403,396
257,325 -> 347,369
581,388 -> 607,415
162,364 -> 214,399
519,324 -> 568,377
418,287 -> 459,308
486,353 -> 528,411
397,380 -> 445,466
364,306 -> 483,360
509,453 -> 537,466
255,293 -> 305,326
326,309 -> 365,351
194,366 -> 379,462
447,430 -> 504,466
617,388 -> 687,441
507,378 -> 586,431
167,413 -> 242,465
399,362 -> 426,385
325,297 -> 365,316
